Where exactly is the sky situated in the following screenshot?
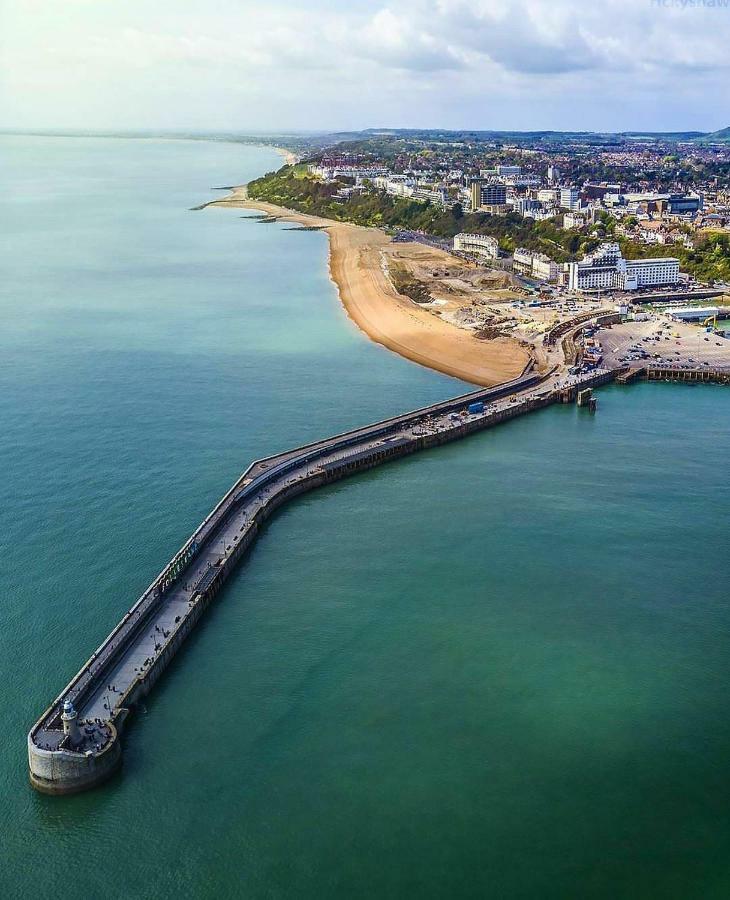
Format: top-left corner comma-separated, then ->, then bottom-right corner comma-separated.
1,0 -> 729,134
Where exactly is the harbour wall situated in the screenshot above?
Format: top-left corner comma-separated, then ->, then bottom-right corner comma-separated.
28,369 -> 614,794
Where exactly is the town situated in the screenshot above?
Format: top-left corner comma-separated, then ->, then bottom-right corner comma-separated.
301,129 -> 730,292
246,129 -> 730,382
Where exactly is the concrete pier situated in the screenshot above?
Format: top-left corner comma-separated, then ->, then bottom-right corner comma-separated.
616,365 -> 730,385
645,366 -> 730,384
28,368 -> 614,794
576,388 -> 593,407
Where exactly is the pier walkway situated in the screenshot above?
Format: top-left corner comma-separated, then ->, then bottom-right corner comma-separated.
28,367 -> 614,794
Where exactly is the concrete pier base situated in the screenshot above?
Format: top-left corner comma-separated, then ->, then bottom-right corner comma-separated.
28,726 -> 122,795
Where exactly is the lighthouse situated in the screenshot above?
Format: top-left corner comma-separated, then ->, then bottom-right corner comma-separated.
61,700 -> 81,747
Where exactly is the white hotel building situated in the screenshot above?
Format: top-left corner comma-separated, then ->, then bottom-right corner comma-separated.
453,233 -> 500,260
567,242 -> 680,292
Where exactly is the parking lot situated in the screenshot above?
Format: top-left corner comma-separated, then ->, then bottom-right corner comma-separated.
596,316 -> 730,369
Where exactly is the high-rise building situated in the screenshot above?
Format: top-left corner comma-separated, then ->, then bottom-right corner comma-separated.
559,187 -> 580,210
470,181 -> 508,210
547,165 -> 560,184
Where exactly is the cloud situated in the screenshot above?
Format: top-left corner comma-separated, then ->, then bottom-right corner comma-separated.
432,1 -> 600,74
0,0 -> 729,131
355,8 -> 466,71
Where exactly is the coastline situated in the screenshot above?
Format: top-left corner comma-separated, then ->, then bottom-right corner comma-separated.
205,187 -> 531,387
273,146 -> 298,166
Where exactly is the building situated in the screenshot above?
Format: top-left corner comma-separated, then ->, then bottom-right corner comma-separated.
547,165 -> 560,184
567,243 -> 623,291
530,209 -> 561,221
375,175 -> 413,197
458,186 -> 473,211
470,181 -> 508,210
505,174 -> 541,187
607,192 -> 703,218
481,165 -> 524,178
453,233 -> 500,260
669,306 -> 720,322
480,203 -> 511,215
563,211 -> 588,229
332,185 -> 364,202
560,187 -> 581,211
623,257 -> 681,290
538,189 -> 559,203
374,177 -> 451,207
513,248 -> 535,274
410,186 -> 449,205
309,164 -> 389,182
513,198 -> 544,217
667,193 -> 703,215
512,247 -> 558,281
583,182 -> 622,200
567,242 -> 680,292
531,253 -> 559,282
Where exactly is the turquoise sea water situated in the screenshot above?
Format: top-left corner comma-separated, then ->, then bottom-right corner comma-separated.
2,136 -> 730,899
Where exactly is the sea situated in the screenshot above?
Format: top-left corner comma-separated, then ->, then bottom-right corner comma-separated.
2,135 -> 730,899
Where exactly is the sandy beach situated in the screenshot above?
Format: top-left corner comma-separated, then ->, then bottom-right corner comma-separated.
206,187 -> 532,386
274,147 -> 298,166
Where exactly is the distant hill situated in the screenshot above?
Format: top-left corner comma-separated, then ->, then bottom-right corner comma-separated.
619,131 -> 706,141
694,126 -> 730,143
360,127 -> 711,145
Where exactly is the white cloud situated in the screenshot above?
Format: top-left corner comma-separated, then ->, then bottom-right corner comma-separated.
355,8 -> 466,71
0,0 -> 728,131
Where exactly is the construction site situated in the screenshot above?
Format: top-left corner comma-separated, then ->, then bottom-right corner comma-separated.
382,241 -> 609,354
382,238 -> 730,378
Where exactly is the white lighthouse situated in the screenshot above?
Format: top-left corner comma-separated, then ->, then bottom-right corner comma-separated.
61,700 -> 81,747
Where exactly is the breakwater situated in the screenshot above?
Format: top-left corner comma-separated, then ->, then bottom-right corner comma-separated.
28,368 -> 614,794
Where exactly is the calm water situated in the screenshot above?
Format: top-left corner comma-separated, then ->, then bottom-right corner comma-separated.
2,136 -> 730,899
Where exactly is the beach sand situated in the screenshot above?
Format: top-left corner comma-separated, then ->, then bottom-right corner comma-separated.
206,188 -> 532,386
274,148 -> 298,166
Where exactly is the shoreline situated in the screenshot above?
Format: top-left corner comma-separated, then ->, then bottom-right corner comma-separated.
205,187 -> 532,387
273,146 -> 298,166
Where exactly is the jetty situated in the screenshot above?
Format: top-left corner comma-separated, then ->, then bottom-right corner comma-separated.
644,365 -> 730,384
615,364 -> 730,385
28,367 -> 614,794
